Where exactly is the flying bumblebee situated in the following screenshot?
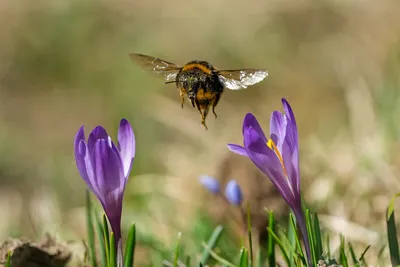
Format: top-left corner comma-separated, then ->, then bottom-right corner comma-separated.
129,53 -> 268,129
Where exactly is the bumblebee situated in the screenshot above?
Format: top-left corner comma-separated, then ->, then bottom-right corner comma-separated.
129,53 -> 268,129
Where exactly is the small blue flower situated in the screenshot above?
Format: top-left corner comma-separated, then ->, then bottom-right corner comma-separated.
225,180 -> 243,206
199,175 -> 221,194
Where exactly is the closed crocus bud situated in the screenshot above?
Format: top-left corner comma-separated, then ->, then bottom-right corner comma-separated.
225,180 -> 243,206
199,175 -> 221,194
74,118 -> 135,267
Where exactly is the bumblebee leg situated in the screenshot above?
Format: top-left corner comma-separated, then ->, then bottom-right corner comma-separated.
190,97 -> 196,108
179,89 -> 185,109
201,114 -> 208,130
195,99 -> 201,113
201,119 -> 208,130
212,94 -> 221,119
200,103 -> 210,130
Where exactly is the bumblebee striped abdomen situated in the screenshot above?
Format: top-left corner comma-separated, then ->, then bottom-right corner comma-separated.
176,61 -> 224,129
196,88 -> 218,101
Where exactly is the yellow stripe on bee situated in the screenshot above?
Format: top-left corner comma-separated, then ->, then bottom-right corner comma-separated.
182,63 -> 212,74
267,139 -> 287,175
196,89 -> 217,101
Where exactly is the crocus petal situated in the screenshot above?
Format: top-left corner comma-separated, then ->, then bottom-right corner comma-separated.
282,98 -> 297,129
92,139 -> 125,241
283,118 -> 298,156
292,147 -> 300,198
74,126 -> 85,158
74,127 -> 97,193
283,116 -> 300,198
225,180 -> 243,206
88,126 -> 109,154
227,144 -> 248,156
74,127 -> 88,181
282,100 -> 299,158
244,126 -> 295,206
118,119 -> 135,178
280,98 -> 301,197
199,175 -> 221,194
281,139 -> 299,198
92,139 -> 125,203
243,113 -> 268,143
102,191 -> 123,242
269,111 -> 287,151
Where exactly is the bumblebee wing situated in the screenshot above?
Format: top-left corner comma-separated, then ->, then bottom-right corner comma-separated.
217,69 -> 268,90
129,53 -> 181,82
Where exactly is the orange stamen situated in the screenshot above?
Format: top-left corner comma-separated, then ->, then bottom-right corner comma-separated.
267,139 -> 287,175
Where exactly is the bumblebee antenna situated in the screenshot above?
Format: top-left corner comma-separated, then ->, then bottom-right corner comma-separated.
165,81 -> 177,84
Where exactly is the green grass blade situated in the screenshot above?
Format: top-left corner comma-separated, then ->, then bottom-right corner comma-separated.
246,203 -> 253,267
305,209 -> 316,266
184,255 -> 191,266
94,209 -> 107,266
267,227 -> 290,265
85,190 -> 98,267
200,225 -> 224,264
109,232 -> 116,267
255,248 -> 263,267
296,252 -> 307,266
361,257 -> 368,267
239,248 -> 249,267
288,212 -> 304,266
339,235 -> 348,267
359,244 -> 370,265
325,234 -> 331,259
387,193 -> 400,267
277,226 -> 307,266
290,213 -> 305,259
102,214 -> 110,265
173,232 -> 182,267
377,244 -> 386,259
201,242 -> 236,267
124,223 -> 136,267
5,251 -> 11,267
377,244 -> 386,266
348,242 -> 358,265
268,211 -> 276,267
312,213 -> 323,261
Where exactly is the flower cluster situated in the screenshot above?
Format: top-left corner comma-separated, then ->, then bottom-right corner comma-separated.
74,98 -> 312,266
199,175 -> 243,206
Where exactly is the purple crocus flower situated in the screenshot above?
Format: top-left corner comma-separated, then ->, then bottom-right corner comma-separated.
227,98 -> 311,264
74,118 -> 135,263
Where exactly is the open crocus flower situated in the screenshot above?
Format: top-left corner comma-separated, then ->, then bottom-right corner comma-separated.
74,118 -> 135,263
228,98 -> 311,264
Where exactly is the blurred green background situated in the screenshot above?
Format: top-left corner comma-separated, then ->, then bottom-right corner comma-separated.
1,0 -> 400,265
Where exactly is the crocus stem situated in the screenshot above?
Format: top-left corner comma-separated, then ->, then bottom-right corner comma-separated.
293,207 -> 312,267
117,239 -> 124,267
221,195 -> 245,232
